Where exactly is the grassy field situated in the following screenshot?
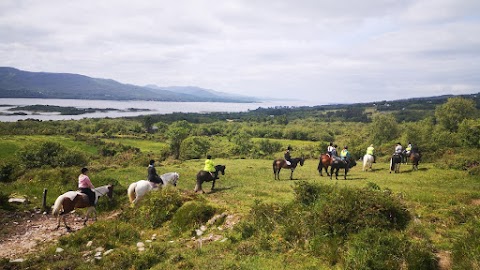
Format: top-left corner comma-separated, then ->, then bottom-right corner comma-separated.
1,135 -> 479,269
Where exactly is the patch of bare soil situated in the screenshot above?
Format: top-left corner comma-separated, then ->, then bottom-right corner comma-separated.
0,210 -> 86,260
437,250 -> 452,270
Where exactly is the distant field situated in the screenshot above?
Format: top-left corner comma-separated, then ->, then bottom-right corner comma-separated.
102,137 -> 167,153
0,135 -> 98,159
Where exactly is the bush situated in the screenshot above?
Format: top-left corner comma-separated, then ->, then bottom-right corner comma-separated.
0,160 -> 18,183
121,186 -> 184,229
17,141 -> 87,168
293,181 -> 332,206
171,201 -> 217,235
315,187 -> 411,237
344,229 -> 407,270
180,136 -> 211,160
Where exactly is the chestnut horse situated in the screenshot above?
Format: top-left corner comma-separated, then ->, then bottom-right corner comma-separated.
317,153 -> 333,176
273,156 -> 305,180
52,185 -> 114,231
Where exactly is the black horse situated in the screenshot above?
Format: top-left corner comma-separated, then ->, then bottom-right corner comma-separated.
194,165 -> 226,193
273,156 -> 305,180
330,156 -> 357,180
390,154 -> 402,173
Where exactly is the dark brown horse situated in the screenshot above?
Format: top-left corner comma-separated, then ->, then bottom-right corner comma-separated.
194,165 -> 226,193
409,152 -> 421,171
317,153 -> 333,176
273,156 -> 305,180
52,185 -> 114,231
330,156 -> 357,180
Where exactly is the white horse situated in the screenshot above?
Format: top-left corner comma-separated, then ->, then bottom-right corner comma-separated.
362,154 -> 374,171
52,185 -> 114,231
127,172 -> 179,205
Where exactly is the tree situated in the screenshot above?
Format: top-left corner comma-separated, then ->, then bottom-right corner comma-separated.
180,136 -> 211,160
369,114 -> 399,145
435,97 -> 477,132
166,120 -> 192,159
458,119 -> 480,148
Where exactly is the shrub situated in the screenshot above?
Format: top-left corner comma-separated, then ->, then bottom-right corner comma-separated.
122,186 -> 184,229
344,229 -> 408,270
315,187 -> 411,237
292,181 -> 332,206
171,201 -> 217,235
180,136 -> 211,160
0,160 -> 18,183
17,141 -> 87,168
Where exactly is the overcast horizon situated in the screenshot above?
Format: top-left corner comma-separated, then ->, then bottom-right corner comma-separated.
1,0 -> 479,104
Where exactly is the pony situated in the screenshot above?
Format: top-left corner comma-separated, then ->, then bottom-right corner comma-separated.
127,172 -> 179,205
330,156 -> 357,180
273,156 -> 305,180
52,184 -> 114,231
317,153 -> 332,176
362,154 -> 375,171
409,152 -> 421,171
194,165 -> 226,193
390,154 -> 402,173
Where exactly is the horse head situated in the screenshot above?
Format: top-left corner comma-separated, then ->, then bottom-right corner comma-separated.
300,156 -> 305,166
215,165 -> 226,175
106,184 -> 114,200
172,172 -> 179,186
349,157 -> 357,167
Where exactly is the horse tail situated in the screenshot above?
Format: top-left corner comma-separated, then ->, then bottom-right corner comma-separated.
127,182 -> 137,203
52,194 -> 64,216
272,160 -> 277,174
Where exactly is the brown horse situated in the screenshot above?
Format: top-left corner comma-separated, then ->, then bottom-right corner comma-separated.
317,153 -> 333,176
52,185 -> 113,231
194,165 -> 226,193
273,156 -> 305,180
409,152 -> 421,171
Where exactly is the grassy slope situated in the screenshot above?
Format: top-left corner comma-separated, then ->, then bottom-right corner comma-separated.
1,135 -> 479,269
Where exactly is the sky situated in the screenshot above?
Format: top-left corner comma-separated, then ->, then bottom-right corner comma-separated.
1,0 -> 479,104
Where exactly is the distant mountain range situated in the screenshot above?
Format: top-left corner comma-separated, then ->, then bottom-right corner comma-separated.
0,67 -> 259,103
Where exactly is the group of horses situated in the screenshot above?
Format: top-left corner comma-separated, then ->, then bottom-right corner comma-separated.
52,165 -> 226,231
52,150 -> 421,231
275,150 -> 421,181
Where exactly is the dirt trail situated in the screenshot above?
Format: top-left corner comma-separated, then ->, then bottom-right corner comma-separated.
0,210 -> 84,260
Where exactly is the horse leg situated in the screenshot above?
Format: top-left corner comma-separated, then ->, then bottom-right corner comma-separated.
325,166 -> 330,176
211,179 -> 216,191
344,168 -> 347,180
335,168 -> 339,180
290,169 -> 293,180
330,167 -> 334,180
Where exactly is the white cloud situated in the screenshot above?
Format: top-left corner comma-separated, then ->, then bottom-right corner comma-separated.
0,0 -> 479,104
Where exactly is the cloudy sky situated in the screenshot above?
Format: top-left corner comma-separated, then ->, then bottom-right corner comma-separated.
1,0 -> 479,104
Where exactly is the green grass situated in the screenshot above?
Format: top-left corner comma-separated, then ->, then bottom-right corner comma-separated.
102,137 -> 167,153
0,135 -> 98,159
1,139 -> 479,269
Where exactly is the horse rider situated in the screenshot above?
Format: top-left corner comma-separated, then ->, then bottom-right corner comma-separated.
78,167 -> 96,206
147,160 -> 163,187
394,142 -> 404,163
405,142 -> 412,157
204,155 -> 216,179
331,144 -> 338,157
366,144 -> 376,163
327,142 -> 334,157
340,146 -> 351,164
284,146 -> 293,166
